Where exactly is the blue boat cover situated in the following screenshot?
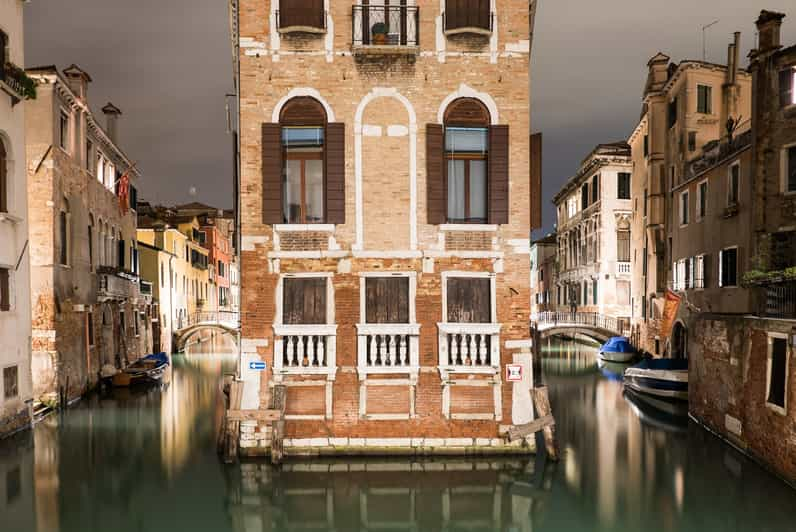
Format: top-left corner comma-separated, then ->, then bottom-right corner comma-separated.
600,337 -> 634,354
142,352 -> 170,366
631,358 -> 688,371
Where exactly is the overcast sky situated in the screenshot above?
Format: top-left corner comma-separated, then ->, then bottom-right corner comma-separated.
25,1 -> 796,225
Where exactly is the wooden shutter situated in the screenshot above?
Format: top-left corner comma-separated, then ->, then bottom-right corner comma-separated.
262,123 -> 283,224
365,277 -> 409,324
283,278 -> 327,324
0,140 -> 6,213
325,123 -> 345,224
447,277 -> 491,323
488,125 -> 509,224
780,68 -> 794,108
426,124 -> 445,224
445,0 -> 490,31
280,0 -> 324,29
0,268 -> 9,311
530,133 -> 542,230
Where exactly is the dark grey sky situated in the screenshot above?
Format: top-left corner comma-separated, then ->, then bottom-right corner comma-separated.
25,1 -> 796,225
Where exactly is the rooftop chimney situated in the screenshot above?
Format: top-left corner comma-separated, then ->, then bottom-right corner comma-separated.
756,10 -> 785,51
101,102 -> 122,144
62,64 -> 91,101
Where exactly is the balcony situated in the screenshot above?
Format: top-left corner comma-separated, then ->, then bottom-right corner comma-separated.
97,266 -> 138,301
352,5 -> 419,55
616,262 -> 631,276
437,323 -> 501,377
139,280 -> 153,297
757,280 -> 796,319
0,62 -> 35,106
273,324 -> 338,376
356,323 -> 420,377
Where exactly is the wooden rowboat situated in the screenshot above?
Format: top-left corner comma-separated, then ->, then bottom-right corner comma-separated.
112,353 -> 170,387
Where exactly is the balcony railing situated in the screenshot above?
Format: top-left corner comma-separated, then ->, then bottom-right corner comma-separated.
357,323 -> 420,375
616,262 -> 631,276
1,62 -> 34,105
139,280 -> 153,297
352,5 -> 419,48
437,323 -> 501,372
274,324 -> 338,374
532,311 -> 629,336
759,280 -> 796,319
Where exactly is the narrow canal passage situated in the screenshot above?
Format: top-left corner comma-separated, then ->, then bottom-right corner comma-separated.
0,334 -> 794,532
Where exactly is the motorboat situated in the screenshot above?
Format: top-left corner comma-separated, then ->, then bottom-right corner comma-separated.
111,352 -> 170,387
623,387 -> 689,433
623,357 -> 688,401
598,336 -> 636,363
597,358 -> 629,381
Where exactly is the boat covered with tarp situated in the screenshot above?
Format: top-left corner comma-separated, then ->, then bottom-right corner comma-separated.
624,357 -> 688,401
598,336 -> 636,362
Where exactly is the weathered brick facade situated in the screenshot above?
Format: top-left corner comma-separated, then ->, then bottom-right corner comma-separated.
234,0 -> 538,455
25,66 -> 151,405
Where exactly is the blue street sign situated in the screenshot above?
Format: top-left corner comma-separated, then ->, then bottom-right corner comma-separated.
249,361 -> 267,371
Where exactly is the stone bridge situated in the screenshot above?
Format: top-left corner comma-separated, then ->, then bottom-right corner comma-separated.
531,312 -> 629,343
174,311 -> 240,352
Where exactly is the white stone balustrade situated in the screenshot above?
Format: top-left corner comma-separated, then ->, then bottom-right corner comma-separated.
273,324 -> 337,376
356,323 -> 420,377
616,261 -> 631,275
437,323 -> 501,374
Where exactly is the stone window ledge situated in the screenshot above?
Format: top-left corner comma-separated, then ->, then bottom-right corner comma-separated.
444,27 -> 492,37
273,224 -> 336,233
352,45 -> 419,56
0,212 -> 23,225
278,26 -> 326,35
439,223 -> 498,232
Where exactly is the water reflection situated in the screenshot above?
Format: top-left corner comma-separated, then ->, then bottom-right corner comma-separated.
0,332 -> 795,532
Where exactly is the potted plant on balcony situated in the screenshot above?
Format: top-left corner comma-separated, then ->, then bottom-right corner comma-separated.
371,22 -> 388,45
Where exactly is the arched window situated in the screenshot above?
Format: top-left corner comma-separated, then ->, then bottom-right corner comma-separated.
59,198 -> 70,266
0,138 -> 7,214
444,98 -> 490,223
280,97 -> 327,224
88,214 -> 95,271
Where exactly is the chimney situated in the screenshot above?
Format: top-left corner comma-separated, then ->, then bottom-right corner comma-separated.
726,32 -> 740,85
722,32 -> 742,142
101,102 -> 122,144
645,52 -> 671,96
756,10 -> 785,51
62,64 -> 91,101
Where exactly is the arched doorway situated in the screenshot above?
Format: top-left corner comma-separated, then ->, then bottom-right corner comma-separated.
671,322 -> 687,359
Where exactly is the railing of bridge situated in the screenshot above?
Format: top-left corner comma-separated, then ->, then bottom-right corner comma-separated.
532,311 -> 629,336
183,311 -> 240,329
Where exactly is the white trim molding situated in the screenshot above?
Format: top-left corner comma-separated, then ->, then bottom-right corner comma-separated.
271,87 -> 337,123
437,84 -> 499,125
765,332 -> 790,417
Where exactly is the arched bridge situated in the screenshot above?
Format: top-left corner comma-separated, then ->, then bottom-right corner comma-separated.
174,311 -> 240,352
531,312 -> 629,343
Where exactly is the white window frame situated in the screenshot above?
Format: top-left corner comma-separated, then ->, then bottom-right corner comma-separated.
727,160 -> 741,205
0,266 -> 14,312
2,363 -> 19,400
59,108 -> 71,152
719,246 -> 739,288
679,190 -> 689,227
695,254 -> 705,290
696,84 -> 713,115
696,179 -> 708,221
765,332 -> 790,416
781,141 -> 796,195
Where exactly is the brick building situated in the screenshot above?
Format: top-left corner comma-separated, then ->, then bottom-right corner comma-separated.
232,0 -> 539,455
675,11 -> 796,484
628,36 -> 752,356
0,0 -> 33,437
530,233 -> 555,315
553,143 -> 632,319
25,65 -> 151,405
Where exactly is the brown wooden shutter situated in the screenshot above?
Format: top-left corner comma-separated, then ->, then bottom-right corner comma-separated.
0,140 -> 6,213
0,268 -> 9,311
530,133 -> 542,230
262,123 -> 283,224
488,125 -> 509,225
426,124 -> 445,224
365,277 -> 409,324
283,278 -> 326,324
325,123 -> 345,224
445,0 -> 490,31
280,0 -> 324,29
447,277 -> 490,323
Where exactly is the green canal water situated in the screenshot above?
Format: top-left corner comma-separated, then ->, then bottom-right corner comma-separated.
0,333 -> 794,532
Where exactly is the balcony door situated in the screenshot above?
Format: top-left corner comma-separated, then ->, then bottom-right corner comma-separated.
361,0 -> 409,46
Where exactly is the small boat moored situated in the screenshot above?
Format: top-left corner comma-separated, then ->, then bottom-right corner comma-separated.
624,357 -> 688,401
598,336 -> 636,363
111,352 -> 170,387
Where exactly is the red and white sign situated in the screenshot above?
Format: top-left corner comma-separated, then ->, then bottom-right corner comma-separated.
505,364 -> 523,382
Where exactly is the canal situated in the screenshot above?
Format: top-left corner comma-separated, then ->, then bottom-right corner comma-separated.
0,333 -> 794,531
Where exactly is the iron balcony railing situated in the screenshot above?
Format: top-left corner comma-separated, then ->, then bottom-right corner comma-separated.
352,5 -> 419,47
760,280 -> 796,319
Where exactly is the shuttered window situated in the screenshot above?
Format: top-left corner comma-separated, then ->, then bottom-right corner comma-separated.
780,67 -> 795,108
0,139 -> 6,213
0,268 -> 9,312
767,336 -> 788,410
444,0 -> 491,32
617,172 -> 631,199
278,0 -> 325,30
365,277 -> 409,324
787,146 -> 796,193
447,277 -> 491,323
428,99 -> 508,225
530,133 -> 542,230
262,97 -> 345,225
283,277 -> 327,325
719,248 -> 738,287
697,85 -> 712,114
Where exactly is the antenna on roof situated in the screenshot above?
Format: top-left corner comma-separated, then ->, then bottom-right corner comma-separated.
702,19 -> 720,62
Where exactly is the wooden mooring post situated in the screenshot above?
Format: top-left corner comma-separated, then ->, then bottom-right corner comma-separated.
269,385 -> 286,465
507,385 -> 559,461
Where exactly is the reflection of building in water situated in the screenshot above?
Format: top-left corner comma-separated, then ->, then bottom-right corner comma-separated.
0,432 -> 37,532
225,459 -> 542,532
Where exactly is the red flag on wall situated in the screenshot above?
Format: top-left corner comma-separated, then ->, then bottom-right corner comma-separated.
118,171 -> 130,214
660,290 -> 682,340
